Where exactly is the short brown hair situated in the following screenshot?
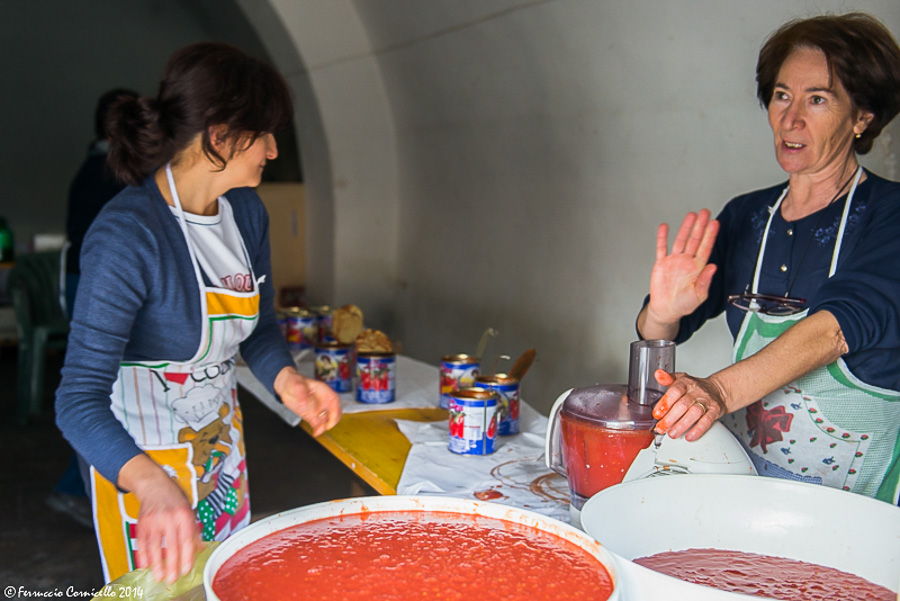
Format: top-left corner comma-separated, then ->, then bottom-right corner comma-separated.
756,12 -> 900,154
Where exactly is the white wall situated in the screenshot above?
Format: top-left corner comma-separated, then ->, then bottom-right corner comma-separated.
247,1 -> 900,413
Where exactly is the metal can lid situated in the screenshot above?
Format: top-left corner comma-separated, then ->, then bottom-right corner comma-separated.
357,351 -> 396,359
475,374 -> 519,386
315,341 -> 351,351
449,387 -> 498,401
310,305 -> 332,316
282,306 -> 311,317
441,353 -> 479,364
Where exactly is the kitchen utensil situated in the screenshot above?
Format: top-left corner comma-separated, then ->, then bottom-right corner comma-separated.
507,348 -> 536,381
545,339 -> 754,524
474,327 -> 498,360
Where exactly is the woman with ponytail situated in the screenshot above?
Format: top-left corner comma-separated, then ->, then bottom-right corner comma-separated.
55,43 -> 341,584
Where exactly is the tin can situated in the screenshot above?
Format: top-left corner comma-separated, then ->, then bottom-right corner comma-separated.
285,307 -> 318,352
276,309 -> 288,339
439,354 -> 480,409
448,388 -> 499,455
311,305 -> 335,343
315,342 -> 352,393
474,375 -> 520,435
356,352 -> 396,404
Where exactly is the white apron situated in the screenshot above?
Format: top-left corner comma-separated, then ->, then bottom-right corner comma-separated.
721,168 -> 900,503
91,165 -> 261,582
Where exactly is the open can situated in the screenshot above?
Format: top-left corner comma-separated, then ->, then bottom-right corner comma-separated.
474,374 -> 520,435
448,387 -> 499,455
285,307 -> 318,352
439,354 -> 480,409
314,342 -> 352,393
356,352 -> 396,404
310,305 -> 335,343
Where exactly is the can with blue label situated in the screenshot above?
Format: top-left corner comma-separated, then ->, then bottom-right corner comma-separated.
276,309 -> 288,339
311,305 -> 335,343
285,307 -> 318,352
315,342 -> 352,393
448,388 -> 499,455
356,352 -> 396,404
474,375 -> 520,435
439,354 -> 480,409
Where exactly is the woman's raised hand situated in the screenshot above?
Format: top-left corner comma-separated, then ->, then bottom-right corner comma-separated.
646,210 -> 720,329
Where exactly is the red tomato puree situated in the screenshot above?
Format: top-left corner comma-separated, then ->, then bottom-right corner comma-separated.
213,510 -> 614,600
560,415 -> 654,499
634,548 -> 895,600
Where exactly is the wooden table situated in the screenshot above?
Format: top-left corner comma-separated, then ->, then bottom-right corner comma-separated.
236,355 -> 448,495
299,407 -> 447,495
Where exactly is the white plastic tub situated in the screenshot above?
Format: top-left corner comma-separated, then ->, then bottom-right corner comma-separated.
204,495 -> 621,601
580,474 -> 900,600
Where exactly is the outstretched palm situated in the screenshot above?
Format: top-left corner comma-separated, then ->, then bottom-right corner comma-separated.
647,209 -> 720,325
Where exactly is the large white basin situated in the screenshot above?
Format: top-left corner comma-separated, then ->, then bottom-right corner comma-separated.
204,495 -> 621,600
581,474 -> 900,601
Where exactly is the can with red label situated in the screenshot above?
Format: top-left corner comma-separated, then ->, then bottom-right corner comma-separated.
474,375 -> 520,435
356,352 -> 396,404
285,307 -> 318,352
449,387 -> 499,455
315,342 -> 353,393
439,354 -> 480,409
311,305 -> 335,343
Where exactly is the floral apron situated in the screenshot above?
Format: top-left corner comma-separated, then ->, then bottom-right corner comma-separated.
721,168 -> 900,503
91,165 -> 260,582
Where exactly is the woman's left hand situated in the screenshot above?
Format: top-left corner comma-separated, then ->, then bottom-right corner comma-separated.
275,367 -> 342,436
652,369 -> 728,442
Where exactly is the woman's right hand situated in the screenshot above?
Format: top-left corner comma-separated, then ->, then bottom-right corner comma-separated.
645,209 -> 720,330
119,454 -> 200,584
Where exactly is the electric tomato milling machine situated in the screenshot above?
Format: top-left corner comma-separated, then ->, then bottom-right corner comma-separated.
545,340 -> 756,524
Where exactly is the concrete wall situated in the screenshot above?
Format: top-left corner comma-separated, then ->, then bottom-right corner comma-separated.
0,0 -> 298,249
246,0 -> 900,413
8,1 -> 900,415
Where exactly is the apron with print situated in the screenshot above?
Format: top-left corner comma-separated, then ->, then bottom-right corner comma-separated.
91,165 -> 261,582
720,168 -> 900,504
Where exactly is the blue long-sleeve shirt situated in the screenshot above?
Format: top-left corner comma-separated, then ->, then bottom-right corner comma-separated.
669,169 -> 900,391
55,176 -> 294,484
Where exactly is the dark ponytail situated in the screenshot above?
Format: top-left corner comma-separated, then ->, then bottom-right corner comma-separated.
106,43 -> 293,186
106,96 -> 172,185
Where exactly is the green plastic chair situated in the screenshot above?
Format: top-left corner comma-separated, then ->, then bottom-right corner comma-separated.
9,251 -> 69,424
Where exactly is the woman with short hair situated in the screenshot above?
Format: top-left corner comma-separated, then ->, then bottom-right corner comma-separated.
638,13 -> 900,504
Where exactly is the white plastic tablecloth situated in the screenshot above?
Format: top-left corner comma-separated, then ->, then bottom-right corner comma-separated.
236,353 -> 570,522
395,402 -> 571,523
235,353 -> 444,426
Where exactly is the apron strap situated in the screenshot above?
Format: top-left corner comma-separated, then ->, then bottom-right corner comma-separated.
751,166 -> 862,293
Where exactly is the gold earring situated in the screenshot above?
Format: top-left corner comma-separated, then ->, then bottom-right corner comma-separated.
855,133 -> 862,138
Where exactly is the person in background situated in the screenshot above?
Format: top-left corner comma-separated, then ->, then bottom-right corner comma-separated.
46,88 -> 139,528
637,13 -> 900,504
64,88 -> 138,314
55,43 -> 341,584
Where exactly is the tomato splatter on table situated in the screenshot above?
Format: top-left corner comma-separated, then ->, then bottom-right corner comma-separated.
634,548 -> 895,600
213,511 -> 614,600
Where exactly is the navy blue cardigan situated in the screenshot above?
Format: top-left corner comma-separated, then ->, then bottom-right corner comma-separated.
55,175 -> 293,483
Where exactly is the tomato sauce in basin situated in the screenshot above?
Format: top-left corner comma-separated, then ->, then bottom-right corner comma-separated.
213,510 -> 615,600
635,548 -> 895,600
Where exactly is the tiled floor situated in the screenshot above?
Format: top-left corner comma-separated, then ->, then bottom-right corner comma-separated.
0,344 -> 371,594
